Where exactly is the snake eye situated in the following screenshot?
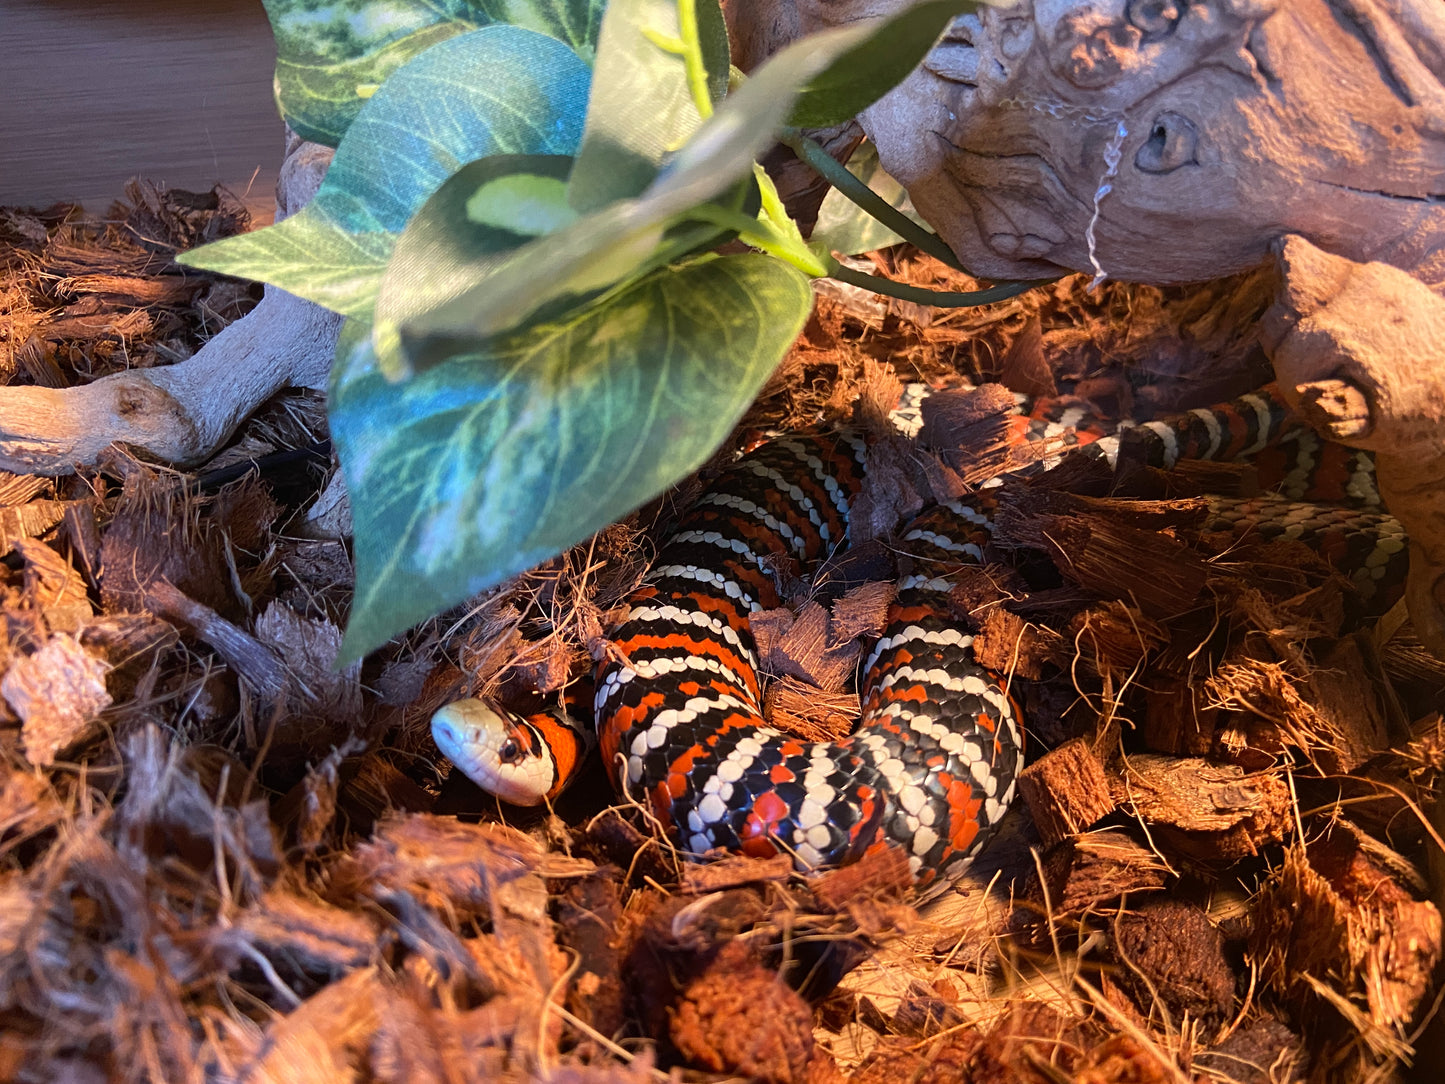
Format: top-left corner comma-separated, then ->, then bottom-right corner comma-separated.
498,738 -> 524,764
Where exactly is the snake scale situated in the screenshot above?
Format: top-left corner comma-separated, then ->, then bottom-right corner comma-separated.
431,383 -> 1408,890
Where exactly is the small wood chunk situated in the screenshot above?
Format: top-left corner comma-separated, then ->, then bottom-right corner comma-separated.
828,580 -> 894,642
1111,899 -> 1237,1024
850,436 -> 925,542
809,846 -> 912,913
14,538 -> 91,632
768,600 -> 859,692
1112,755 -> 1292,861
670,941 -> 815,1083
993,489 -> 1210,619
765,676 -> 859,742
1303,637 -> 1391,773
682,853 -> 795,894
227,888 -> 382,974
1039,829 -> 1169,916
969,606 -> 1058,680
1142,677 -> 1218,756
556,873 -> 626,1041
0,500 -> 71,558
1066,601 -> 1168,681
1017,739 -> 1116,847
1252,821 -> 1442,1034
1,633 -> 111,766
1195,1016 -> 1306,1084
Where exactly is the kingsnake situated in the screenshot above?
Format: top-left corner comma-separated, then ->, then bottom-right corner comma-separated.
430,383 -> 1408,890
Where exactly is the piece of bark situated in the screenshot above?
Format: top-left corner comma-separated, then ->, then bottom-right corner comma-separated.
1252,822 -> 1442,1038
1064,601 -> 1169,681
57,499 -> 102,590
999,316 -> 1055,399
14,537 -> 92,633
0,766 -> 63,841
1300,637 -> 1392,773
1142,677 -> 1219,757
1205,651 -> 1387,774
229,966 -> 383,1081
99,473 -> 232,617
969,606 -> 1057,680
828,580 -> 895,642
1195,1016 -> 1308,1084
253,601 -> 362,726
681,853 -> 795,894
761,600 -> 860,692
1,633 -> 111,766
224,889 -> 383,975
1112,755 -> 1292,862
0,499 -> 72,557
808,845 -> 913,913
1017,739 -> 1116,847
581,807 -> 677,887
764,676 -> 858,742
1037,829 -> 1169,917
337,813 -> 593,923
1111,899 -> 1237,1025
1024,513 -> 1209,620
849,436 -> 925,543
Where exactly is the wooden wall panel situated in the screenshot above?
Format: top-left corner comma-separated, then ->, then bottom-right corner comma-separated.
0,0 -> 283,222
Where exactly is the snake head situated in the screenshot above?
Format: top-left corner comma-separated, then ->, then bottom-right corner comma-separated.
430,698 -> 554,805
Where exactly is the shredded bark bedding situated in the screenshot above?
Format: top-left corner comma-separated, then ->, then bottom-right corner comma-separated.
0,183 -> 1439,1083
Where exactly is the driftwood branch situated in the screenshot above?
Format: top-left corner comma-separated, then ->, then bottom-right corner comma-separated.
1263,235 -> 1445,655
0,133 -> 340,474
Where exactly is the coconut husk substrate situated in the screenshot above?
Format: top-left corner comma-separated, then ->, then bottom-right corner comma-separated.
0,184 -> 1440,1084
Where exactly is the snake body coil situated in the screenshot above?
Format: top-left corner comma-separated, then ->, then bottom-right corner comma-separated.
431,385 -> 1408,889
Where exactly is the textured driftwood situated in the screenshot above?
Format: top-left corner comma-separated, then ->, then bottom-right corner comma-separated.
0,133 -> 340,474
812,0 -> 1445,289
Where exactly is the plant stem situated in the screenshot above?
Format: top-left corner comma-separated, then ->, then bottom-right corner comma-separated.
688,204 -> 830,277
829,264 -> 1053,307
676,0 -> 714,119
778,127 -> 964,270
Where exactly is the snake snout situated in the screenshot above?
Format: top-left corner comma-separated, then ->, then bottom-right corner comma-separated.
430,703 -> 475,766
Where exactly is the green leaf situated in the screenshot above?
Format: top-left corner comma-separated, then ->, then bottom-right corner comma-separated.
374,153 -> 581,375
401,19 -> 881,344
331,253 -> 813,657
566,0 -> 731,213
466,173 -> 578,235
179,27 -> 590,319
787,0 -> 986,129
811,142 -> 925,255
263,0 -> 605,146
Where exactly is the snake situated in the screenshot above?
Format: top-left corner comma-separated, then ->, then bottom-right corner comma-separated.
430,383 -> 1407,890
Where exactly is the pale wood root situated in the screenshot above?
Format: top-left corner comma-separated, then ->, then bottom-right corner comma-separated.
0,133 -> 340,474
1263,234 -> 1445,656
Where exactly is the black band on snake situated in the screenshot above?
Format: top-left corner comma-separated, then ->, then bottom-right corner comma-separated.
430,383 -> 1407,891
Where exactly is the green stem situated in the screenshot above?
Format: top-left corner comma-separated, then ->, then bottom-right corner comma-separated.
688,204 -> 831,277
752,163 -> 794,238
779,127 -> 964,270
829,264 -> 1052,307
676,0 -> 713,119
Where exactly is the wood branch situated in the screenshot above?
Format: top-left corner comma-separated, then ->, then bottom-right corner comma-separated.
0,133 -> 340,474
1263,235 -> 1445,656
